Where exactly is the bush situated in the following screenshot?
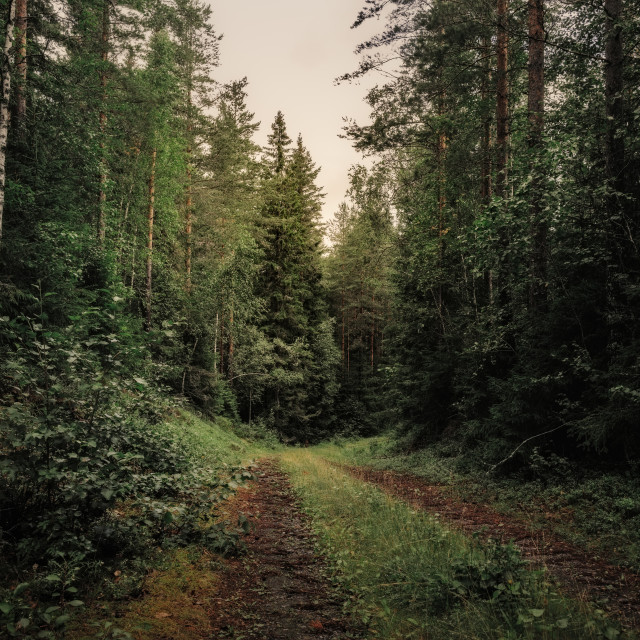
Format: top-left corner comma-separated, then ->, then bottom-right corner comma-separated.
0,307 -> 247,638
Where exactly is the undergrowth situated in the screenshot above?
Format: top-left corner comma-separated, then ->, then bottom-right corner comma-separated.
281,448 -> 630,640
0,308 -> 263,638
320,436 -> 640,573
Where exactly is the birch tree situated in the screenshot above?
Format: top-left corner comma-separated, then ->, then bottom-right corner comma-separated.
0,0 -> 16,246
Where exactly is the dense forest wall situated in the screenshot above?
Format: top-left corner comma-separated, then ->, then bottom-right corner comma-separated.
329,0 -> 640,466
0,0 -> 338,445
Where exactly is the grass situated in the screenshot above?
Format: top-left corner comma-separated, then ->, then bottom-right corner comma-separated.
280,447 -> 630,640
162,408 -> 276,468
319,436 -> 640,573
64,409 -> 270,640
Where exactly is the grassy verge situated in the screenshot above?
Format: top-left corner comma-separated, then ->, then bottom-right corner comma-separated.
162,408 -> 274,468
317,436 -> 640,573
58,409 -> 272,640
67,547 -> 223,640
280,448 -> 629,640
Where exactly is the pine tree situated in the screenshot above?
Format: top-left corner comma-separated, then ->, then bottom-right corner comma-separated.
254,112 -> 337,440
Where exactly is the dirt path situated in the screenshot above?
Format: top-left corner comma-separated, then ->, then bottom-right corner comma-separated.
337,463 -> 640,631
208,459 -> 362,640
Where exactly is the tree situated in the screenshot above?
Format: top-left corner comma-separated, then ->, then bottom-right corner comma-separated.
254,112 -> 337,439
0,0 -> 16,246
325,163 -> 396,433
528,0 -> 546,309
14,0 -> 26,128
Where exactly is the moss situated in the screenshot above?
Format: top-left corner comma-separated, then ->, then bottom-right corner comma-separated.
68,549 -> 222,640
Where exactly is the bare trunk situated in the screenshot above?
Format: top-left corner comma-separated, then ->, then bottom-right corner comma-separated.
220,311 -> 225,375
97,0 -> 110,243
228,306 -> 234,382
604,0 -> 624,199
15,0 -> 26,129
145,147 -> 157,331
214,313 -> 219,357
437,128 -> 447,311
481,44 -> 495,304
347,309 -> 351,377
0,0 -> 16,246
370,294 -> 375,371
528,0 -> 546,310
436,74 -> 447,312
341,263 -> 345,366
496,0 -> 510,197
185,68 -> 193,292
481,36 -> 493,204
341,287 -> 345,364
185,164 -> 193,292
130,226 -> 137,289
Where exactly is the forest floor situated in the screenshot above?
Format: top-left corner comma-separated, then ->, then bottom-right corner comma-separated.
338,462 -> 640,632
207,459 -> 364,639
68,441 -> 638,639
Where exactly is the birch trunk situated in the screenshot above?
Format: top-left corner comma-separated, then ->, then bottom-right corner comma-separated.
0,0 -> 16,246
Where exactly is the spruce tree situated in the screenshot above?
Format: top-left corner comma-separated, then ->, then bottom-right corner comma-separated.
255,112 -> 337,440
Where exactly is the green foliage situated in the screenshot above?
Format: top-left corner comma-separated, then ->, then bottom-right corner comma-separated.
251,112 -> 339,441
324,164 -> 397,434
339,0 -> 640,467
0,299 -> 250,638
283,448 -> 623,639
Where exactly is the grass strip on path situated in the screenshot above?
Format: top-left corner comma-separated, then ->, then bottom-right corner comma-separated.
280,448 -> 630,640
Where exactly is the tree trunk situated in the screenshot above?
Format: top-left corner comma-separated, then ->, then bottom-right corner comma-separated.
370,294 -> 375,371
185,161 -> 193,291
604,0 -> 624,200
14,0 -> 26,129
220,311 -> 225,375
481,36 -> 492,204
437,127 -> 447,311
528,0 -> 546,310
495,0 -> 510,197
185,55 -> 193,292
481,36 -> 495,305
130,225 -> 137,289
347,308 -> 351,377
228,306 -> 234,382
145,147 -> 157,331
436,76 -> 447,313
97,0 -> 110,244
0,0 -> 16,247
341,263 -> 345,366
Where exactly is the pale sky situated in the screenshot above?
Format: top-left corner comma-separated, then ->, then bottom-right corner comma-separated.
208,0 -> 383,223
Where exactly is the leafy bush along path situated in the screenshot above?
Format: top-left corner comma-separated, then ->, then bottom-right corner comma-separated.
338,463 -> 640,632
209,459 -> 363,639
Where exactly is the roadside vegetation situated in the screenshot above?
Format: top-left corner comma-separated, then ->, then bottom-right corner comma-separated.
0,393 -> 267,639
319,437 -> 640,575
283,447 -> 631,640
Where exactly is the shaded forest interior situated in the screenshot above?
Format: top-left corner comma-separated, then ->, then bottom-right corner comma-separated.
1,0 -> 640,637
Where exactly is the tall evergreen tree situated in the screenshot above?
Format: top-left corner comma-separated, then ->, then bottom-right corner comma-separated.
254,112 -> 337,440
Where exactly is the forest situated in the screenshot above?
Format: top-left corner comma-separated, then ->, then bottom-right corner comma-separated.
1,0 -> 640,638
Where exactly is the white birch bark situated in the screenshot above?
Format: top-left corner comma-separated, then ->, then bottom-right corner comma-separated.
0,0 -> 17,246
